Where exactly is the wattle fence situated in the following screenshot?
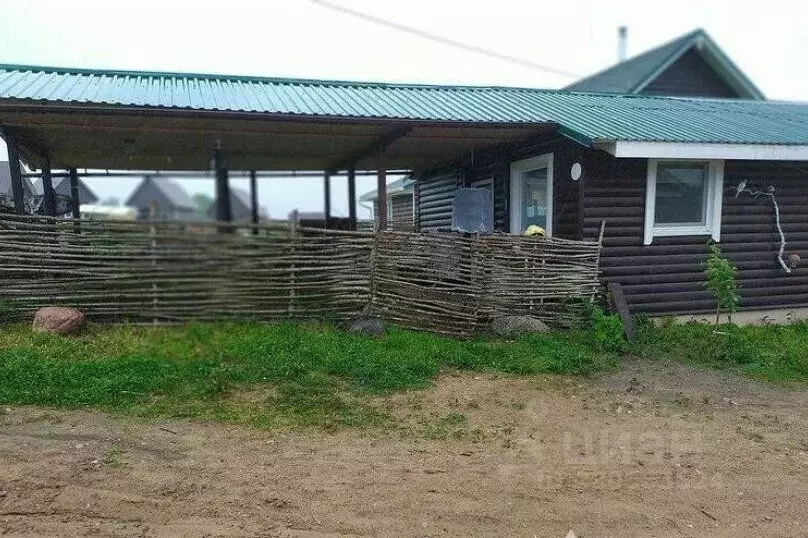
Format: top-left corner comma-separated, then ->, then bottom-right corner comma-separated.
0,214 -> 603,336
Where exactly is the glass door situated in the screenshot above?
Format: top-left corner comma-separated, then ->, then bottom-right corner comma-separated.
510,154 -> 554,235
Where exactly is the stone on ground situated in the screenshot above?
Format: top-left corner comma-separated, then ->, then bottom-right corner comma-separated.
32,306 -> 85,334
345,316 -> 385,337
490,315 -> 550,337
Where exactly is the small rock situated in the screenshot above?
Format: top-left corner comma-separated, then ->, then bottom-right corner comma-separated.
0,490 -> 7,497
490,315 -> 550,337
345,316 -> 385,337
32,306 -> 85,334
565,531 -> 578,538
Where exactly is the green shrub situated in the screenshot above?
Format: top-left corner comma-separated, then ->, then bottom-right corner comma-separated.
589,308 -> 627,353
704,244 -> 740,325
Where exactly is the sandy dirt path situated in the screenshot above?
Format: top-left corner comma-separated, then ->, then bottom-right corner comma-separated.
1,360 -> 807,537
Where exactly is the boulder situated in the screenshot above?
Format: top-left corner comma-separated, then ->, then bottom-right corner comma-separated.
491,315 -> 550,337
345,316 -> 385,337
32,307 -> 85,334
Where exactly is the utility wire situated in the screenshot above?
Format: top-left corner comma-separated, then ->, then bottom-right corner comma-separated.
311,0 -> 580,78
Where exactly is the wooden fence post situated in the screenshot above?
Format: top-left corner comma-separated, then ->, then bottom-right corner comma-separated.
288,210 -> 299,317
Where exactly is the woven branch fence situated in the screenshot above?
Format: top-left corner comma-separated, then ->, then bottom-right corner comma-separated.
0,214 -> 603,336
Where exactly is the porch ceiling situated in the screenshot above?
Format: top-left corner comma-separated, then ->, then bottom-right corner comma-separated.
0,104 -> 551,172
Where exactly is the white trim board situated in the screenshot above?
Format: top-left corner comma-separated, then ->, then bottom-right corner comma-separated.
599,141 -> 808,161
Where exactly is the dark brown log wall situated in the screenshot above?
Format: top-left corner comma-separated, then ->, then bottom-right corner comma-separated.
582,156 -> 808,314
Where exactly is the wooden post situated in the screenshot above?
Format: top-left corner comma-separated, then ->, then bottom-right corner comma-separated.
249,169 -> 259,235
5,135 -> 25,214
323,172 -> 331,229
68,167 -> 81,219
376,167 -> 387,231
213,141 -> 231,224
41,160 -> 57,217
347,167 -> 357,231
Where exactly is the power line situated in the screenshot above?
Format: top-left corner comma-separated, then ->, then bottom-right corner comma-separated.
311,0 -> 580,79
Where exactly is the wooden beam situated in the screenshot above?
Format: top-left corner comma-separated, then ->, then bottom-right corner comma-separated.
68,167 -> 81,219
607,281 -> 635,340
41,159 -> 57,217
249,169 -> 259,234
326,125 -> 411,174
213,141 -> 232,223
376,167 -> 387,231
323,172 -> 331,228
347,167 -> 356,230
4,132 -> 25,214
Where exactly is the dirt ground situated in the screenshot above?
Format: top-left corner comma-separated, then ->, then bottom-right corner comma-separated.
1,359 -> 807,538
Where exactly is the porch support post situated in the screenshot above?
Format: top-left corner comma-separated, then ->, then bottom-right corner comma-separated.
41,159 -> 57,217
4,133 -> 25,214
213,141 -> 231,223
249,169 -> 259,234
347,167 -> 357,231
323,172 -> 331,228
68,167 -> 81,219
376,167 -> 387,231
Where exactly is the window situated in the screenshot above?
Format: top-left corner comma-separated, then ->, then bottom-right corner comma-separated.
644,159 -> 724,245
510,154 -> 554,235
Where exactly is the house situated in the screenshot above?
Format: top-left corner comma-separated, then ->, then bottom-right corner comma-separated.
359,177 -> 415,231
0,160 -> 36,211
566,28 -> 764,99
205,187 -> 267,221
2,63 -> 808,322
125,176 -> 196,220
32,175 -> 98,215
363,28 -> 765,234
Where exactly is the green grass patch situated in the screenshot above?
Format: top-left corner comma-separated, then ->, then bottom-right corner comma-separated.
631,318 -> 808,383
0,322 -> 618,429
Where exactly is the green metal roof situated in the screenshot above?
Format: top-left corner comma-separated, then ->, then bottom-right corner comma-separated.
565,29 -> 765,100
1,63 -> 806,146
359,178 -> 414,202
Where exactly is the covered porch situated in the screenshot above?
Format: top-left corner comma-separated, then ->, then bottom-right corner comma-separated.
1,104 -> 552,228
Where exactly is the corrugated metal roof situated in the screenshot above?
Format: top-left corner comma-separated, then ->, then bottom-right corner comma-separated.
1,64 -> 807,145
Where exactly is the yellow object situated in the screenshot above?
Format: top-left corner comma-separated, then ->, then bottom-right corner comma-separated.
523,225 -> 546,237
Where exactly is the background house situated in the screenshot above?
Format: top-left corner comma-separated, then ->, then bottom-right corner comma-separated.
32,176 -> 98,215
205,187 -> 268,222
359,178 -> 415,231
566,28 -> 764,99
0,160 -> 36,212
125,176 -> 196,220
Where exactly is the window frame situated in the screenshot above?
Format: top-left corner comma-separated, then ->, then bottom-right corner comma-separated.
643,159 -> 724,245
509,153 -> 554,236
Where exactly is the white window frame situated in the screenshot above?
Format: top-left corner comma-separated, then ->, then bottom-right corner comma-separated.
509,153 -> 554,235
644,159 -> 724,245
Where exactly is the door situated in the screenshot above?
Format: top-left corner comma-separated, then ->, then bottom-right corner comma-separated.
509,153 -> 554,235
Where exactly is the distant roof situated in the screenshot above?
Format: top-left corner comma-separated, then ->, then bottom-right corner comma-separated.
566,29 -> 764,100
31,176 -> 99,204
0,161 -> 35,197
359,177 -> 414,202
125,177 -> 194,210
205,187 -> 269,220
3,63 -> 808,147
293,211 -> 325,221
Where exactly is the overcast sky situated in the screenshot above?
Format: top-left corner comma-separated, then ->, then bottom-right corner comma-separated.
2,0 -> 807,217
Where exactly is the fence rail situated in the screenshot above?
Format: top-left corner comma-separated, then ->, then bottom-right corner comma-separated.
0,214 -> 602,336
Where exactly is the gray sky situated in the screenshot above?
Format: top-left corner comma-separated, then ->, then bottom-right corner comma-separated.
2,0 -> 806,217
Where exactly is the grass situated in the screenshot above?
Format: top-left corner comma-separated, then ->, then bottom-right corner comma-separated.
0,321 -> 619,430
631,318 -> 808,383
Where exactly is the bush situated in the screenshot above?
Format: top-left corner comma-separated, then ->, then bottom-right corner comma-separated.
589,308 -> 627,353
